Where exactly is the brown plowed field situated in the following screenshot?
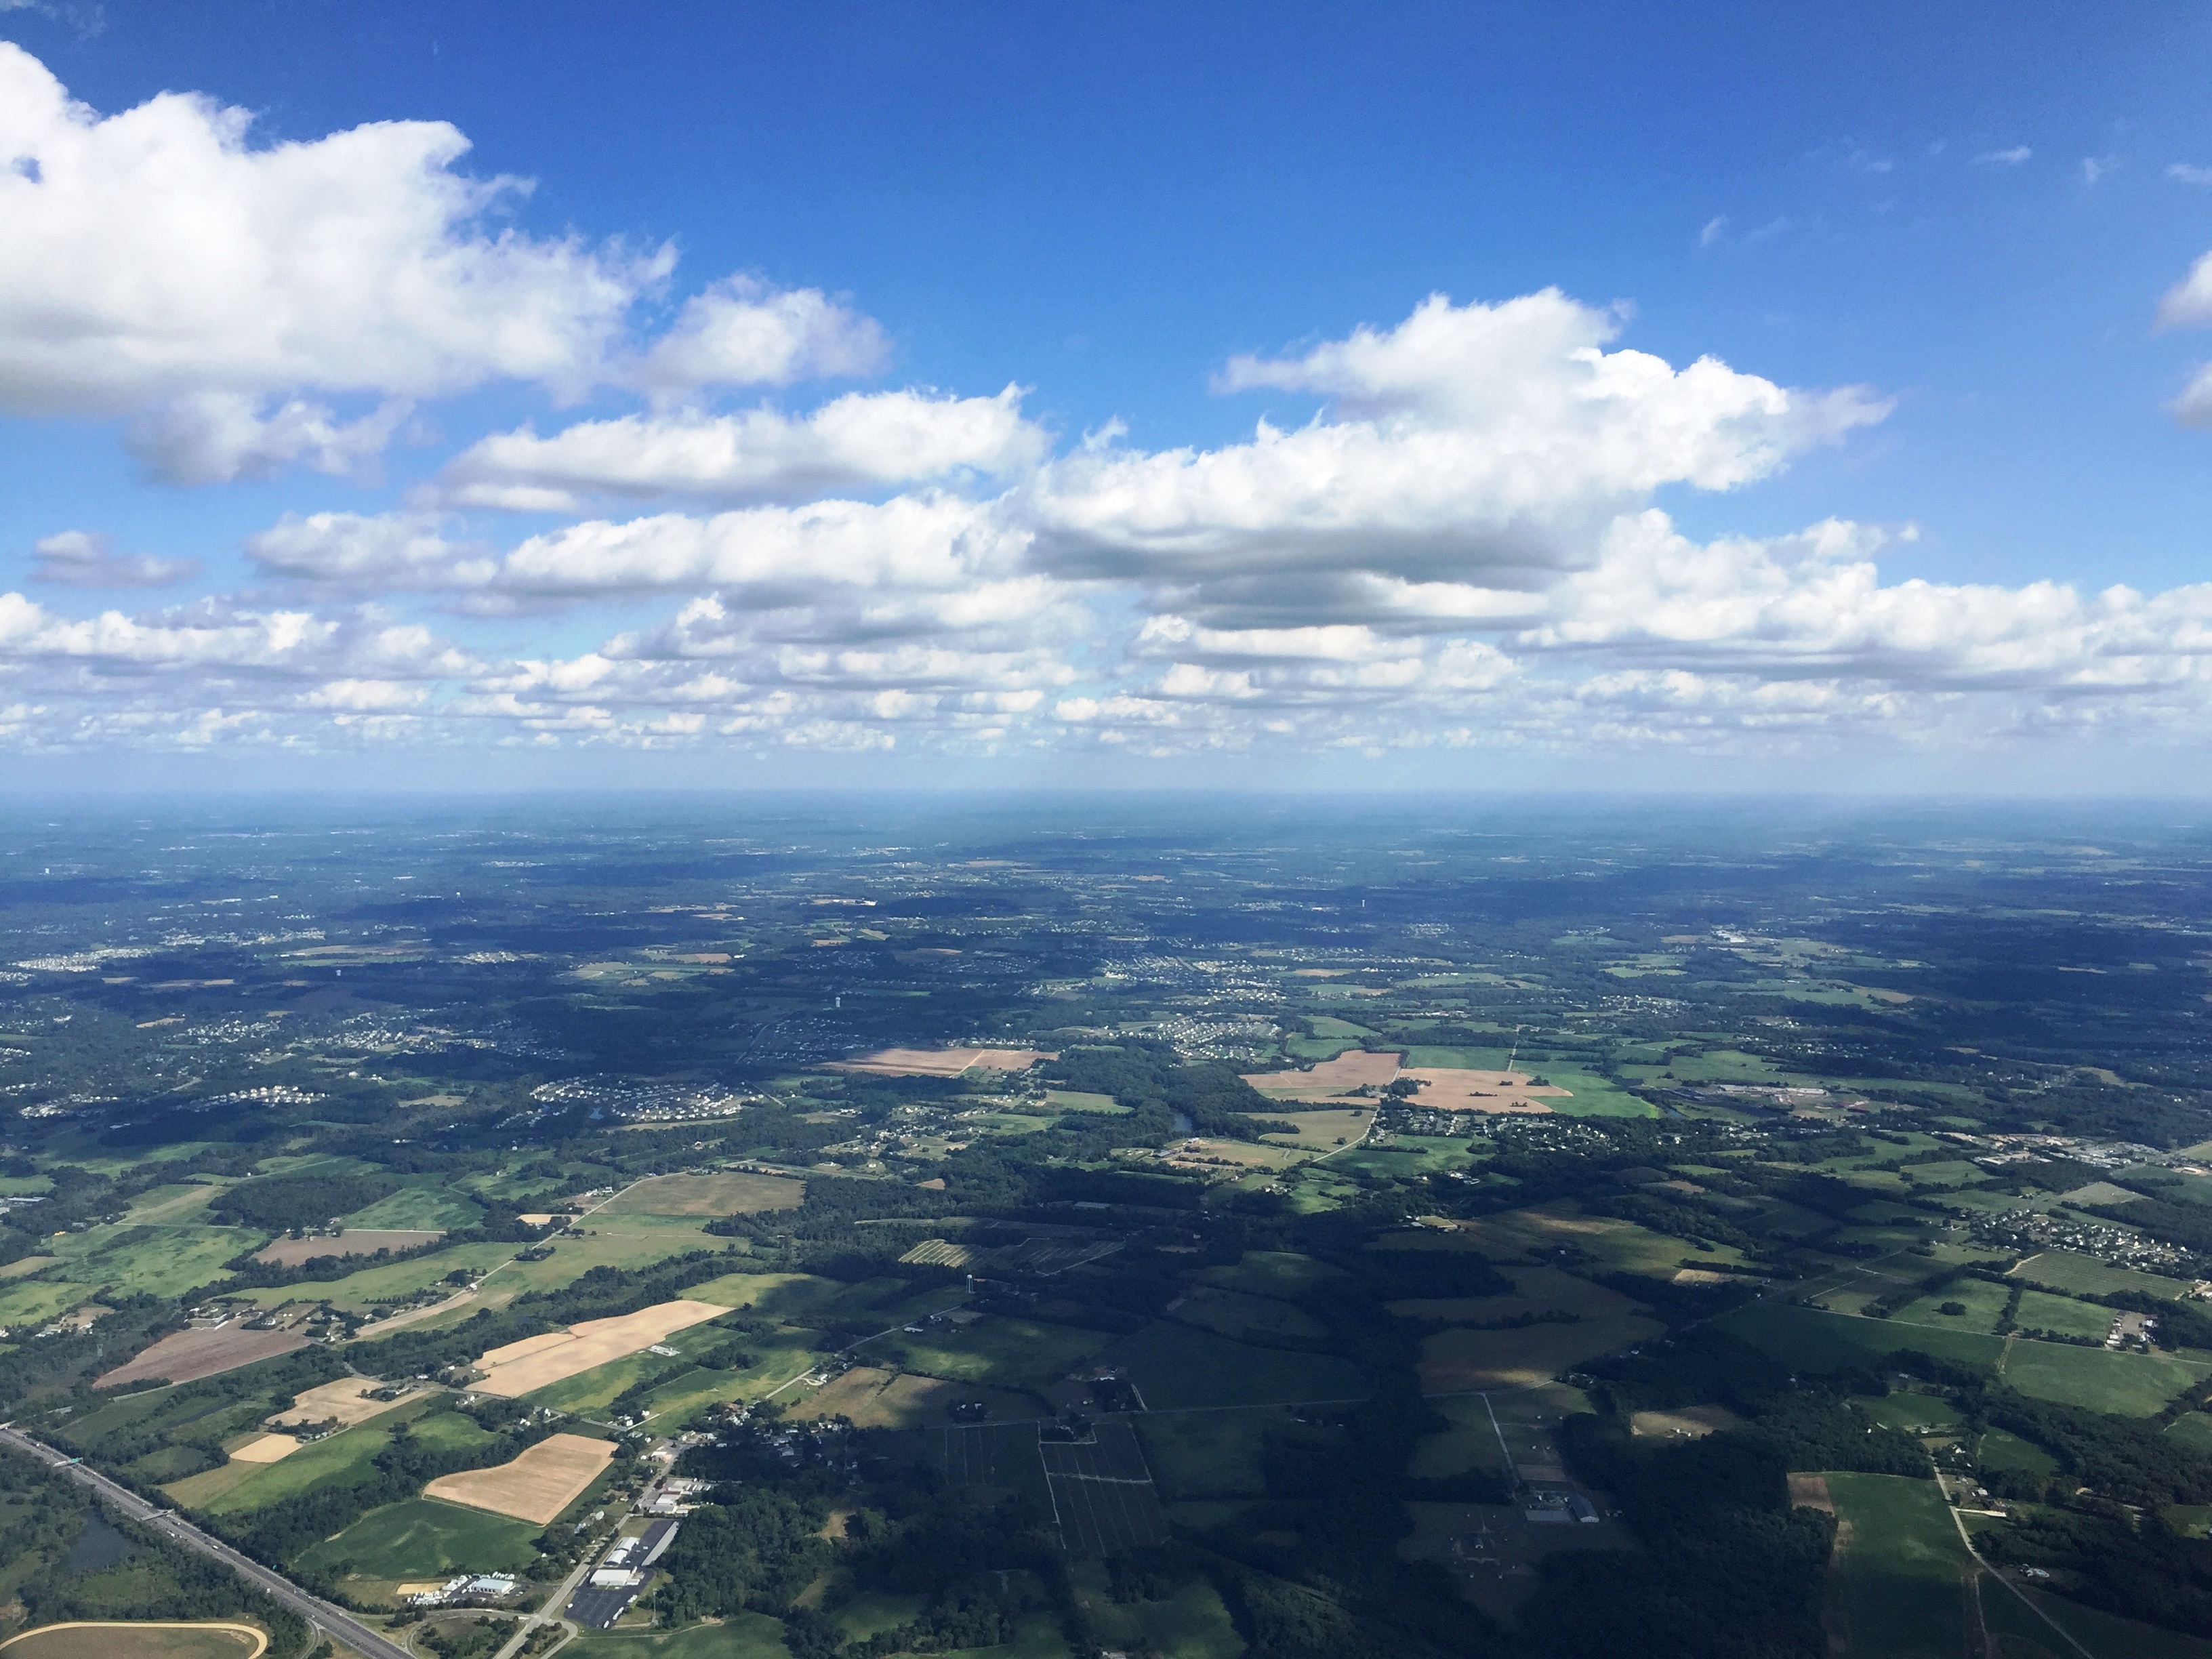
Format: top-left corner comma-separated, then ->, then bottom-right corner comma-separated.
1398,1068 -> 1569,1113
97,1325 -> 308,1389
251,1229 -> 443,1267
270,1376 -> 430,1428
472,1299 -> 727,1397
1241,1049 -> 1401,1102
422,1431 -> 614,1523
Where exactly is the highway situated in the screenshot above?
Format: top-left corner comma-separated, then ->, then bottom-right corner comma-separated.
0,1425 -> 418,1659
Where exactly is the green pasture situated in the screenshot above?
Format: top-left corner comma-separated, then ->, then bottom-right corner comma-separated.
871,1314 -> 1109,1392
1976,1426 -> 2059,1477
1822,1471 -> 1965,1659
0,1277 -> 96,1324
1716,1303 -> 2003,1376
46,1223 -> 256,1298
1044,1090 -> 1125,1114
1850,1393 -> 1963,1433
689,1270 -> 839,1315
568,1615 -> 796,1659
1134,1404 -> 1339,1501
2167,1412 -> 2212,1455
1071,1561 -> 1244,1659
1402,1046 -> 1511,1069
1536,1066 -> 1656,1118
1998,1338 -> 2209,1416
298,1496 -> 539,1580
1408,1393 -> 1511,1480
1998,1584 -> 2212,1659
1889,1277 -> 2013,1334
199,1406 -> 430,1515
237,1241 -> 518,1312
342,1183 -> 487,1231
1193,1252 -> 1351,1300
2012,1289 -> 2113,1342
1170,1286 -> 1328,1344
2012,1250 -> 2192,1302
1097,1321 -> 1365,1410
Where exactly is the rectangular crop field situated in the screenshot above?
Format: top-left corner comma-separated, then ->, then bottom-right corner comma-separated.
1822,1471 -> 1967,1659
1399,1068 -> 1568,1113
1998,1338 -> 2210,1416
422,1431 -> 615,1523
472,1299 -> 729,1396
598,1172 -> 805,1217
98,1324 -> 309,1389
1257,1108 -> 1372,1149
1043,1420 -> 1170,1553
295,1496 -> 542,1580
799,1365 -> 1040,1429
1240,1049 -> 1399,1101
1716,1304 -> 2003,1376
829,1046 -> 1056,1076
2010,1250 -> 2194,1302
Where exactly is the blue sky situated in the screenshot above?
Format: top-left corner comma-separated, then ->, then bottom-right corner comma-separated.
5,1 -> 2212,790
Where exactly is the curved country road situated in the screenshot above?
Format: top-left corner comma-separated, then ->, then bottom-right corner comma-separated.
0,1425 -> 415,1659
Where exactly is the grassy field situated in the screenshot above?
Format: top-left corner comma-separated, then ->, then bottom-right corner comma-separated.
2012,1289 -> 2114,1342
600,1172 -> 806,1217
869,1315 -> 1111,1393
1191,1251 -> 1351,1300
1168,1287 -> 1329,1343
1069,1560 -> 1244,1659
2168,1412 -> 2212,1454
341,1184 -> 487,1231
1888,1276 -> 2014,1334
196,1399 -> 464,1517
1533,1065 -> 1658,1118
1095,1321 -> 1365,1410
1990,1584 -> 2212,1659
1133,1404 -> 1340,1500
566,1616 -> 795,1659
687,1271 -> 838,1315
1442,1200 -> 1747,1275
1408,1393 -> 1512,1480
295,1496 -> 540,1580
2010,1250 -> 2194,1302
1822,1471 -> 1967,1659
1717,1303 -> 2004,1376
43,1225 -> 257,1298
1997,1338 -> 2210,1416
0,1277 -> 96,1324
1978,1426 -> 2061,1476
1401,1045 -> 1511,1069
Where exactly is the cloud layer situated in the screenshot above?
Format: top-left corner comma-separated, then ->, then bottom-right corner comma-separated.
4,45 -> 2211,771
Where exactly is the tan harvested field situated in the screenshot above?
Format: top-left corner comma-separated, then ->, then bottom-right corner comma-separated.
0,1255 -> 59,1279
1418,1312 -> 1665,1392
271,1377 -> 430,1429
0,1623 -> 267,1659
422,1431 -> 614,1523
1787,1473 -> 1835,1513
1387,1265 -> 1646,1324
1631,1404 -> 1746,1439
97,1325 -> 308,1389
1241,1049 -> 1401,1101
828,1046 -> 1057,1077
250,1229 -> 444,1267
227,1433 -> 302,1463
1399,1067 -> 1568,1114
1258,1109 -> 1372,1147
472,1299 -> 727,1396
599,1172 -> 804,1217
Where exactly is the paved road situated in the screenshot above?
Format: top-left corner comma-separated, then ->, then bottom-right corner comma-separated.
0,1425 -> 416,1659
